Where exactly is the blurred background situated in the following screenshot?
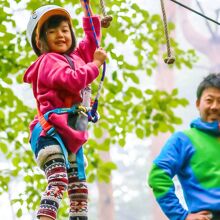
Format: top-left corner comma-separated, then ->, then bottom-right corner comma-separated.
0,0 -> 219,219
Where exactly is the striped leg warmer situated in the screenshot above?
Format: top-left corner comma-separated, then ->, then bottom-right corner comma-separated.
68,155 -> 88,220
37,156 -> 68,220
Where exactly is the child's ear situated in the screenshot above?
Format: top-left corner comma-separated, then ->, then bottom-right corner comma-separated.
35,36 -> 41,50
36,41 -> 41,50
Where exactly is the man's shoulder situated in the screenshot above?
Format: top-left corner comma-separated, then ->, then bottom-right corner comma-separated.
169,130 -> 191,142
162,130 -> 194,152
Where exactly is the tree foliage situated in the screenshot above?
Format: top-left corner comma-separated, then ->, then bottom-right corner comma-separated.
0,0 -> 197,218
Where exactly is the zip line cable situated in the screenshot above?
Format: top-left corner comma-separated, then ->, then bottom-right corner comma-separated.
168,0 -> 220,25
196,0 -> 215,38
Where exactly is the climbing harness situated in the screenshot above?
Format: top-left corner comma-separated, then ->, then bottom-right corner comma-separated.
100,0 -> 113,28
31,106 -> 77,169
31,105 -> 87,180
160,0 -> 175,65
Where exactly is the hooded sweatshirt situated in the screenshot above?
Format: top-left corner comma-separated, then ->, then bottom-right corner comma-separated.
148,118 -> 220,220
23,16 -> 101,153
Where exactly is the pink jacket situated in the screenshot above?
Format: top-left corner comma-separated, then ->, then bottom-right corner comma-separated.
23,16 -> 101,153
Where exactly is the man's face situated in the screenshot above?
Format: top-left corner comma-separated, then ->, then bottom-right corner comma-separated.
196,87 -> 220,122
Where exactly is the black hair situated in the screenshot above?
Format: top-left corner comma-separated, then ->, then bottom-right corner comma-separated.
32,15 -> 76,56
197,73 -> 220,99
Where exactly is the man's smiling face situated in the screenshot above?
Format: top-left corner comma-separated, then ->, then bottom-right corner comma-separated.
196,87 -> 220,122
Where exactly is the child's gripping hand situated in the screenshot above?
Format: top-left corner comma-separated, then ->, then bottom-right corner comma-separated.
92,47 -> 107,68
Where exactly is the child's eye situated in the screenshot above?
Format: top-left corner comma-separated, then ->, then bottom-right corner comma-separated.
62,29 -> 69,33
47,30 -> 55,34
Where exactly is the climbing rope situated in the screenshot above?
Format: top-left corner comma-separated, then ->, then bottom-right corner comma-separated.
100,0 -> 107,17
160,0 -> 175,65
100,0 -> 113,28
83,0 -> 107,116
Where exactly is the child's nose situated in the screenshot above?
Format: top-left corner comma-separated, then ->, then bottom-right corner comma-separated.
56,30 -> 64,37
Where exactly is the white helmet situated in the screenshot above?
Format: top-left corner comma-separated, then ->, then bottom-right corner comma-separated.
26,5 -> 72,55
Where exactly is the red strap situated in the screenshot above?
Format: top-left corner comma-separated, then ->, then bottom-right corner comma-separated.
37,108 -> 53,132
64,96 -> 73,108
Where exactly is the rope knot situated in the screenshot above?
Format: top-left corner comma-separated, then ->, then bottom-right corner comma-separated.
101,15 -> 113,28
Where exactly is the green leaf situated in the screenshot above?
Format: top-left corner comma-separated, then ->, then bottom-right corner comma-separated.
172,88 -> 178,96
119,138 -> 126,147
24,175 -> 32,183
0,142 -> 8,154
16,208 -> 22,218
104,162 -> 117,170
3,77 -> 13,84
12,157 -> 20,167
93,126 -> 103,138
136,128 -> 144,139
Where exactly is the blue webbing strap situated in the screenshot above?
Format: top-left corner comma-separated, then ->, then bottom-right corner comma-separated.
76,147 -> 85,179
30,122 -> 43,153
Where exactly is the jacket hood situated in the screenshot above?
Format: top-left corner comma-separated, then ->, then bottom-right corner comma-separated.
190,118 -> 220,136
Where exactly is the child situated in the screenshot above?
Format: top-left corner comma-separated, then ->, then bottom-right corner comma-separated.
24,1 -> 107,220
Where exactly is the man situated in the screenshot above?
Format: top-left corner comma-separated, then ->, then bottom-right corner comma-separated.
148,73 -> 220,220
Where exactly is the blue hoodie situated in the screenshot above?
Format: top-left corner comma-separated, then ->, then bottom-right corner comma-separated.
148,118 -> 220,220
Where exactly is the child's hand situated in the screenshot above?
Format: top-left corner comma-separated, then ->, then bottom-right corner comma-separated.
93,47 -> 107,68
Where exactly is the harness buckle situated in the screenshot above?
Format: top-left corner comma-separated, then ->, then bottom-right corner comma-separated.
77,105 -> 90,117
78,105 -> 87,113
46,127 -> 56,136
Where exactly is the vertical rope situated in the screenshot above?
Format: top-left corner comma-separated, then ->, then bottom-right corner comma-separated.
100,0 -> 107,17
160,0 -> 175,64
99,0 -> 112,28
83,0 -> 99,47
83,0 -> 106,106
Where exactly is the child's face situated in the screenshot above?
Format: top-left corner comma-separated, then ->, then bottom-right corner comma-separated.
46,21 -> 72,54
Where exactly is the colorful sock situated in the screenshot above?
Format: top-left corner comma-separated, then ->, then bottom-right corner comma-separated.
68,160 -> 88,219
37,157 -> 68,220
